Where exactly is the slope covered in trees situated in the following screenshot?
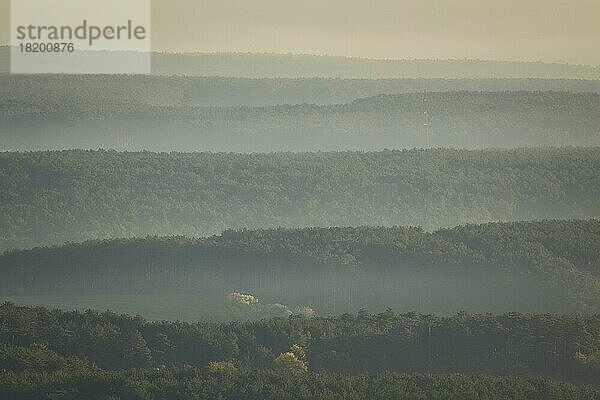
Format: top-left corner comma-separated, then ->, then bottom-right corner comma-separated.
4,74 -> 600,108
3,91 -> 600,151
438,220 -> 600,276
1,148 -> 599,251
4,365 -> 597,400
2,221 -> 599,317
1,303 -> 598,395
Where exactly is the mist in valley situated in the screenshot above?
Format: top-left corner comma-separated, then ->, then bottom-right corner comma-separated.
1,2 -> 600,395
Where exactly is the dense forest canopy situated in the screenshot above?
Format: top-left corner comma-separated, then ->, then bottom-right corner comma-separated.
4,369 -> 597,400
3,91 -> 600,151
2,221 -> 599,317
1,148 -> 598,252
4,74 -> 600,107
1,303 -> 598,398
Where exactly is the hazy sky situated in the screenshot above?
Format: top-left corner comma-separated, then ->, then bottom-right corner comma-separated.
2,0 -> 600,65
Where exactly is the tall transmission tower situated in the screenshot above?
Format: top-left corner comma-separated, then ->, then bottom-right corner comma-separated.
115,130 -> 132,150
422,90 -> 431,148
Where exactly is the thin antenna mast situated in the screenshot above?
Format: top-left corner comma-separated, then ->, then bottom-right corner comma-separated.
422,90 -> 431,148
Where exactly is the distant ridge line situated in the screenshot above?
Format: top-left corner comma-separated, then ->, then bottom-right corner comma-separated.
1,46 -> 598,68
1,47 -> 598,79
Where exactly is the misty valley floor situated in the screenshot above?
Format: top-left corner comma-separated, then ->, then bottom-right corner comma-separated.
0,294 -> 215,322
1,221 -> 599,322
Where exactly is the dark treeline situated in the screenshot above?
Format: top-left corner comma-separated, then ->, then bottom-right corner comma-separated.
2,221 -> 599,315
3,92 -> 600,151
4,368 -> 597,400
4,74 -> 600,108
1,148 -> 599,251
1,304 -> 599,389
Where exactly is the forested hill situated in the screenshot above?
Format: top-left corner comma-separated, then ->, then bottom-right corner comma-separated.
1,304 -> 599,397
1,148 -> 599,251
4,74 -> 600,107
3,91 -> 600,151
438,220 -> 600,276
2,221 -> 599,314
